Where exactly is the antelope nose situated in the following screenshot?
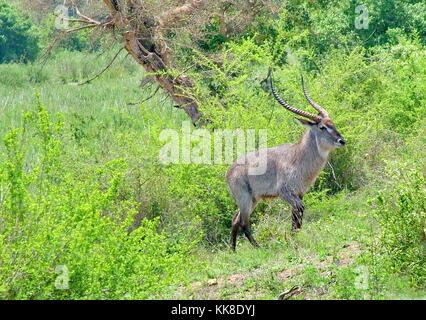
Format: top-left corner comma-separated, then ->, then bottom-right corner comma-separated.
338,138 -> 346,146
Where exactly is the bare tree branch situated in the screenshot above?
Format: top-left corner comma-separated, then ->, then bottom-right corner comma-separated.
128,85 -> 161,106
79,46 -> 125,85
328,161 -> 342,189
74,4 -> 101,25
159,0 -> 206,27
48,0 -> 279,125
65,23 -> 99,33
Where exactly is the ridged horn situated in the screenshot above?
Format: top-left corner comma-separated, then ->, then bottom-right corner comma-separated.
268,70 -> 323,123
301,75 -> 329,118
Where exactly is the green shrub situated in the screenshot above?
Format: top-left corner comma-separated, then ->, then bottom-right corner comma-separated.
372,170 -> 426,287
0,98 -> 198,299
0,1 -> 39,63
263,0 -> 426,66
164,164 -> 235,245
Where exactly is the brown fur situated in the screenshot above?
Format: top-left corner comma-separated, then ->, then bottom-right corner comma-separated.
227,119 -> 345,250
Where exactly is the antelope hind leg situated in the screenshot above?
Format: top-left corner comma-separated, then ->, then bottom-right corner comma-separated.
231,212 -> 241,251
239,214 -> 260,248
241,223 -> 260,248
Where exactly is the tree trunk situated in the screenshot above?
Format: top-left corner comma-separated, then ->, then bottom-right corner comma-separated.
102,0 -> 202,125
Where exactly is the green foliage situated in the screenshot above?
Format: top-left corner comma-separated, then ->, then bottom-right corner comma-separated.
0,0 -> 39,63
164,164 -> 234,245
334,167 -> 426,299
352,0 -> 426,47
254,0 -> 426,70
0,49 -> 139,87
0,63 -> 32,86
0,98 -> 199,299
375,177 -> 425,283
37,15 -> 97,52
369,166 -> 426,289
1,0 -> 426,299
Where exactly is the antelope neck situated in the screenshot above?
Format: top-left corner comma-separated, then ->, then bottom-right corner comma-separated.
302,129 -> 331,160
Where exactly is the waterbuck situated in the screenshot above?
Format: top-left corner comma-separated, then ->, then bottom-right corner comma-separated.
227,71 -> 346,250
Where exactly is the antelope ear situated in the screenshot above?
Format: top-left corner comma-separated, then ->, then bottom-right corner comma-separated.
294,118 -> 316,128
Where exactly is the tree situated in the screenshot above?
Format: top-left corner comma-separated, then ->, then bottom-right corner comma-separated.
0,0 -> 39,63
57,0 -> 278,125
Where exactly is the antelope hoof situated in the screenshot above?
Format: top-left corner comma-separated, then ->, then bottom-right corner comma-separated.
291,226 -> 302,233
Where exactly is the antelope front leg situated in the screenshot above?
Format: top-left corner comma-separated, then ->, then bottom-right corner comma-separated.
280,191 -> 305,231
291,206 -> 304,231
291,197 -> 304,231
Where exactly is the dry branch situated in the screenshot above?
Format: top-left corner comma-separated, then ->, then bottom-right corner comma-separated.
128,85 -> 161,106
159,0 -> 206,27
57,0 -> 278,125
78,46 -> 125,85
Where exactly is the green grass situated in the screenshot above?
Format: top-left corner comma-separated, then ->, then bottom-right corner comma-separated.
161,190 -> 424,300
0,49 -> 188,178
159,191 -> 374,300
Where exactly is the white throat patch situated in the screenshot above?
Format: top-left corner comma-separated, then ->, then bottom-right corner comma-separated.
315,134 -> 331,159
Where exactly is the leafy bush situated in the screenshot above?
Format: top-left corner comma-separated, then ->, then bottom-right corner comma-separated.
374,172 -> 425,285
367,150 -> 426,289
333,128 -> 425,299
0,98 -> 198,299
0,1 -> 39,63
164,164 -> 235,245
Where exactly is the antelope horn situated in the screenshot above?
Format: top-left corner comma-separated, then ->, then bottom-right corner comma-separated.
268,70 -> 323,123
301,75 -> 329,118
